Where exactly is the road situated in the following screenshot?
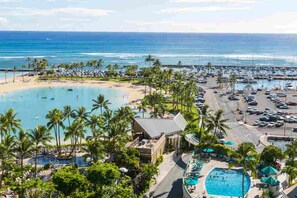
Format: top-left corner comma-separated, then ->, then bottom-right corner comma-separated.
151,154 -> 190,198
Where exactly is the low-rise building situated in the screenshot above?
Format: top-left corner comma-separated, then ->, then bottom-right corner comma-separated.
127,113 -> 187,164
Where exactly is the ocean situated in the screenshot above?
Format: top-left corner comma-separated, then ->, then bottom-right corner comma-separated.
1,31 -> 297,69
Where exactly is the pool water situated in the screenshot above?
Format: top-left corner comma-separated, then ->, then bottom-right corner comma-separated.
28,156 -> 88,167
205,168 -> 251,197
0,86 -> 127,137
268,140 -> 290,152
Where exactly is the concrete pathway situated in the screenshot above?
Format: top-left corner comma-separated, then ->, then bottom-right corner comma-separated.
149,153 -> 190,198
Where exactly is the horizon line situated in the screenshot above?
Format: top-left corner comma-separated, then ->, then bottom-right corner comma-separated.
1,30 -> 297,35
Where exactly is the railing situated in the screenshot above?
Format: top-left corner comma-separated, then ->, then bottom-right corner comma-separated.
182,151 -> 195,198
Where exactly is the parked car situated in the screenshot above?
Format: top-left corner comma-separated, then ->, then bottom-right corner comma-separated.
277,92 -> 287,97
286,101 -> 297,106
265,90 -> 270,95
248,100 -> 258,106
292,127 -> 297,132
259,122 -> 268,127
278,105 -> 289,109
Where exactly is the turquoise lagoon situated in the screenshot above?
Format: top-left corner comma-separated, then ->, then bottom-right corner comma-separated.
0,86 -> 128,137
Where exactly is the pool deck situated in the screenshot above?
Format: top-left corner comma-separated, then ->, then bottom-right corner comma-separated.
185,158 -> 262,198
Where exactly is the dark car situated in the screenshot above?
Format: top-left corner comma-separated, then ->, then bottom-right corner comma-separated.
248,100 -> 258,106
292,127 -> 297,132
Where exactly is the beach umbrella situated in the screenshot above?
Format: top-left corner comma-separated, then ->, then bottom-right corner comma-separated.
203,148 -> 214,153
224,141 -> 235,146
261,166 -> 278,175
261,176 -> 279,186
244,157 -> 256,161
185,179 -> 198,186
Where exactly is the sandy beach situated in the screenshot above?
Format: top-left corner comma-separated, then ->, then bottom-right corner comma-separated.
0,76 -> 145,103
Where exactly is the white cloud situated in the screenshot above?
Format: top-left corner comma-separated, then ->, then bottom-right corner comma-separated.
2,7 -> 112,17
0,17 -> 8,24
161,6 -> 250,13
172,0 -> 256,3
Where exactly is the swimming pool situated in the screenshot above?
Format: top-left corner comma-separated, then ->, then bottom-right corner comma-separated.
28,156 -> 88,167
205,168 -> 251,197
268,140 -> 290,152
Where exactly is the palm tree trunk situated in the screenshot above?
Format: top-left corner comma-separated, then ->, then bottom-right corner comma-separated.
0,164 -> 4,189
21,154 -> 24,198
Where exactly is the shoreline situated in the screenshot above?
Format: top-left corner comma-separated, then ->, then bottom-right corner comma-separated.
0,76 -> 145,103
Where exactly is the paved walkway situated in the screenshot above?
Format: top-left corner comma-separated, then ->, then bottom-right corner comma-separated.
149,153 -> 190,198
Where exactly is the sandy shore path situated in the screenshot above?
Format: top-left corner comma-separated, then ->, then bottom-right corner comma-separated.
0,76 -> 145,103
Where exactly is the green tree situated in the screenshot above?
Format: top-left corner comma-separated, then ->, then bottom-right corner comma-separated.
145,55 -> 155,67
46,108 -> 64,155
14,129 -> 33,197
260,145 -> 284,165
228,142 -> 259,198
206,109 -> 230,144
206,62 -> 212,74
62,105 -> 73,127
92,94 -> 111,114
64,119 -> 86,165
28,125 -> 52,178
0,134 -> 16,188
139,163 -> 158,193
281,166 -> 297,186
82,140 -> 104,163
86,162 -> 121,194
13,66 -> 17,83
52,166 -> 87,196
229,74 -> 237,94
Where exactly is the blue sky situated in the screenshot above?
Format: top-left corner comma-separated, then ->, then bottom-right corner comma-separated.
0,0 -> 296,33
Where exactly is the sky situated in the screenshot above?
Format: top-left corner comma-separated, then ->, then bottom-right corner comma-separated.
0,0 -> 297,33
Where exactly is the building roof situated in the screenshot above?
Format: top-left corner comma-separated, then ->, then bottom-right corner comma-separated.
134,113 -> 188,138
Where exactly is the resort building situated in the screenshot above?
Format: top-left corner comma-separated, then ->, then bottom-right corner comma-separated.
127,113 -> 188,164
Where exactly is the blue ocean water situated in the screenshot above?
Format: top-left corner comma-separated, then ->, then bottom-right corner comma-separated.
0,86 -> 127,136
1,31 -> 297,69
205,168 -> 251,197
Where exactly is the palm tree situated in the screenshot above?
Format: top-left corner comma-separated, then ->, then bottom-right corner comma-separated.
229,74 -> 237,94
14,129 -> 33,197
206,62 -> 212,75
73,106 -> 89,121
86,114 -> 104,141
82,140 -> 104,163
145,55 -> 155,67
96,59 -> 104,71
206,109 -> 230,144
228,142 -> 259,198
4,70 -> 8,83
62,105 -> 73,127
0,134 -> 16,189
92,94 -> 111,114
13,66 -> 17,83
281,166 -> 297,186
28,125 -> 52,178
46,108 -> 64,155
21,64 -> 26,82
3,108 -> 21,135
64,119 -> 85,165
0,113 -> 8,142
137,99 -> 148,118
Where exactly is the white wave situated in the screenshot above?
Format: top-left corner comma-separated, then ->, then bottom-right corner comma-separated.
80,52 -> 297,62
0,55 -> 56,59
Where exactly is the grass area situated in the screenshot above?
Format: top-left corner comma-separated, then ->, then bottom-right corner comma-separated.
163,97 -> 198,121
37,76 -> 143,84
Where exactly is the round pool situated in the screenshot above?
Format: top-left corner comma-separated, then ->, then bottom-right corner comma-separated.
205,168 -> 251,197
